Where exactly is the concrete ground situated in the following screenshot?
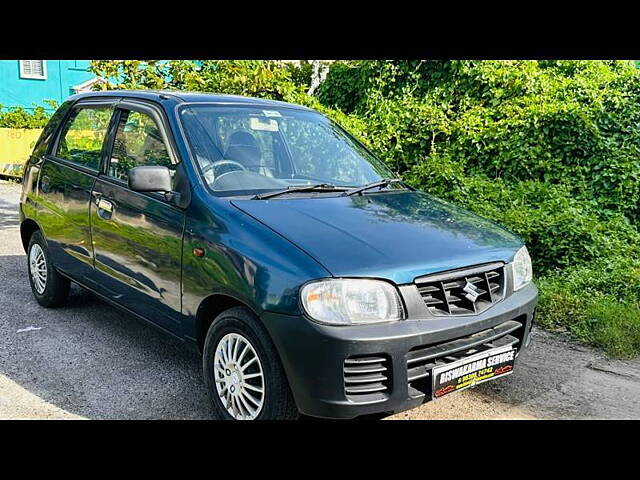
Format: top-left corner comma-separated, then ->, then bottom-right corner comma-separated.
1,179 -> 639,420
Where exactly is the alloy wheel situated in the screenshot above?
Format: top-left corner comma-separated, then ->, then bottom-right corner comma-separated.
214,332 -> 265,420
29,243 -> 47,294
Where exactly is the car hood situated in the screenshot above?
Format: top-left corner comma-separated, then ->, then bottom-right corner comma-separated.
231,191 -> 522,285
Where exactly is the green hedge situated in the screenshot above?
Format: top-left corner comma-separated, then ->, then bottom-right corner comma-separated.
0,100 -> 57,129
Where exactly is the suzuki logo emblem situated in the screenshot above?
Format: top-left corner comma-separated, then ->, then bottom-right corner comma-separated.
463,282 -> 482,303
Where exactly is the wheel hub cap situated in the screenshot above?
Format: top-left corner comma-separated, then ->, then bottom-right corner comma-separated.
29,244 -> 47,295
214,333 -> 265,420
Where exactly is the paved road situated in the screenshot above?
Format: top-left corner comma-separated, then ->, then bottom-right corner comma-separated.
1,180 -> 639,420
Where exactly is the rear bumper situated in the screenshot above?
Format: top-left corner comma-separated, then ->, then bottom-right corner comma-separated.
261,282 -> 538,419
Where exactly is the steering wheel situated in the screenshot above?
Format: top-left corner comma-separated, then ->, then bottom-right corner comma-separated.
202,159 -> 246,178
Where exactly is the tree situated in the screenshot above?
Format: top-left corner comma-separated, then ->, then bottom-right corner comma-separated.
89,60 -> 309,102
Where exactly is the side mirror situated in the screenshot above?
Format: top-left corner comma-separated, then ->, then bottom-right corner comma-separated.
128,166 -> 172,193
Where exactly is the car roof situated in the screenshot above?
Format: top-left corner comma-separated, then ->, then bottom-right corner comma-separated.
68,90 -> 314,111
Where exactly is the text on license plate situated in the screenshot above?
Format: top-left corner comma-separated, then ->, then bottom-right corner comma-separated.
432,345 -> 516,399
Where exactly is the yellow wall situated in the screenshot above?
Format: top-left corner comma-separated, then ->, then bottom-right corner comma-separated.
0,128 -> 43,177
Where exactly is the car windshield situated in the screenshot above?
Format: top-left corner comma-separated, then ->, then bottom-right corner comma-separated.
178,104 -> 396,195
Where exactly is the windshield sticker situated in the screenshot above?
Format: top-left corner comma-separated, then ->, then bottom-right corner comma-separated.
262,110 -> 282,118
250,117 -> 279,132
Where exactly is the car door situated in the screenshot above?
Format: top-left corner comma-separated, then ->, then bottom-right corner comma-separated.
89,101 -> 186,334
37,99 -> 117,282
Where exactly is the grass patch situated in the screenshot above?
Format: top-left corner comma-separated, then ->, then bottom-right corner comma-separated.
582,300 -> 640,358
537,281 -> 640,358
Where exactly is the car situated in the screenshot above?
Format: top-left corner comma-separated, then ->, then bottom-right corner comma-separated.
19,90 -> 538,420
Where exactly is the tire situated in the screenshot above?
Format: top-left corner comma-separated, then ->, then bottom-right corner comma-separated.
203,306 -> 299,420
27,230 -> 70,308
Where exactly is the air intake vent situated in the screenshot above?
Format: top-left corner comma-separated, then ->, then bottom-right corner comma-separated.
415,263 -> 506,316
343,355 -> 390,404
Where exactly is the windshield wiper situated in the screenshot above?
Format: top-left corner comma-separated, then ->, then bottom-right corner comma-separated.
252,184 -> 349,200
343,178 -> 412,197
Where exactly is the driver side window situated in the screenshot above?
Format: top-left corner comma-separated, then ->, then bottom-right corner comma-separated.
108,109 -> 173,182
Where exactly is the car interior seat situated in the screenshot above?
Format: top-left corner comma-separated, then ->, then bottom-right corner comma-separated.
224,131 -> 273,177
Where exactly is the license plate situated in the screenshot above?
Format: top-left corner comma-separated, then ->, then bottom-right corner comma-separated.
432,345 -> 516,399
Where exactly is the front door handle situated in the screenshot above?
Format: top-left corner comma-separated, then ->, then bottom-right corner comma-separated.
97,199 -> 113,213
97,198 -> 114,220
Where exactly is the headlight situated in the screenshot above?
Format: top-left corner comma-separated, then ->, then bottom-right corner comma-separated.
300,279 -> 404,325
512,246 -> 533,291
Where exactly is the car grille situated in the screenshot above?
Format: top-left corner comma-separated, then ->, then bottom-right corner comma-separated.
415,263 -> 506,316
343,355 -> 390,403
405,318 -> 524,397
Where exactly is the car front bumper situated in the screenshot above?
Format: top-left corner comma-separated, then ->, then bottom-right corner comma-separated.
261,281 -> 538,419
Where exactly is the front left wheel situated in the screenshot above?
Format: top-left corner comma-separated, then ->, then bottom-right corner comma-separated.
202,306 -> 299,420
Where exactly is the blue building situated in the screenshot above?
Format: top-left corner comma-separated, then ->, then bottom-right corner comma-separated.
0,60 -> 98,112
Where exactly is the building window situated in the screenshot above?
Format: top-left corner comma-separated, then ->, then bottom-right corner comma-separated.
19,60 -> 47,79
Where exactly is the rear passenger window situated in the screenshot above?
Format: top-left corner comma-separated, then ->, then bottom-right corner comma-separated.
56,106 -> 113,169
108,110 -> 173,182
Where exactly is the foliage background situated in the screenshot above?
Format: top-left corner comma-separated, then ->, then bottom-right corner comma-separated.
0,100 -> 58,129
11,60 -> 640,357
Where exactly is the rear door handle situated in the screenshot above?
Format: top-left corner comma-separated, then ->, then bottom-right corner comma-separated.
40,175 -> 51,193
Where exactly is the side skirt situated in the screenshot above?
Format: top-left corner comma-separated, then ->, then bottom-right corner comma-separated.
57,270 -> 198,350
